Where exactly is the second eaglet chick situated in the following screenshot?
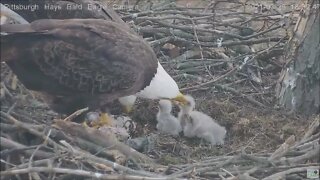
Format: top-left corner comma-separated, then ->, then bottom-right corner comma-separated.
178,95 -> 227,145
156,100 -> 182,135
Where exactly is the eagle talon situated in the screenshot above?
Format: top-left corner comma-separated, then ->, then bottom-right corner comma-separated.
98,113 -> 113,127
84,112 -> 114,128
82,121 -> 90,127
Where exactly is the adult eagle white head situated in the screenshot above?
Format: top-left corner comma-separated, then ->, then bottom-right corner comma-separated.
0,2 -> 187,124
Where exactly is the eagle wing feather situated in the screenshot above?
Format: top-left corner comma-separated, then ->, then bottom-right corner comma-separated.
1,19 -> 157,98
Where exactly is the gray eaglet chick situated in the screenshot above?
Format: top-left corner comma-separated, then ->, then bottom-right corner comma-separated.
156,99 -> 182,135
178,95 -> 227,145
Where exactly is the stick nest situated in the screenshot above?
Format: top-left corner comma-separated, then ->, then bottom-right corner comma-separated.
1,0 -> 319,179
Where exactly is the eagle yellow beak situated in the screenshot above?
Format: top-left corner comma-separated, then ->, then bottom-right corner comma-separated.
171,92 -> 188,105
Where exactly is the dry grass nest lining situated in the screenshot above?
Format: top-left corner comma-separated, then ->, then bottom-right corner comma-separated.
1,1 -> 319,179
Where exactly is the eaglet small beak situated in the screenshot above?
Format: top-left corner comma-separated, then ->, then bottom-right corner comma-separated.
171,92 -> 188,105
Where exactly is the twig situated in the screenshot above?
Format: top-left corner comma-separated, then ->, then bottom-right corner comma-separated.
243,25 -> 283,40
191,19 -> 214,78
6,101 -> 17,114
8,159 -> 55,170
220,167 -> 235,178
302,117 -> 319,140
53,120 -> 155,164
261,166 -> 320,180
57,140 -> 163,177
268,135 -> 295,161
280,144 -> 320,165
1,82 -> 13,97
0,111 -> 68,152
155,20 -> 244,39
28,129 -> 52,180
150,36 -> 173,47
169,156 -> 239,178
0,166 -> 181,180
0,137 -> 52,158
180,67 -> 237,91
63,107 -> 89,121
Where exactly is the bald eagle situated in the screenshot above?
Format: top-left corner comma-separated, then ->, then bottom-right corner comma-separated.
0,1 -> 187,124
1,0 -> 138,114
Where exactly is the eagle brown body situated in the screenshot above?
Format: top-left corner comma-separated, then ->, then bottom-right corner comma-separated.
1,0 -> 126,24
1,1 -> 158,115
